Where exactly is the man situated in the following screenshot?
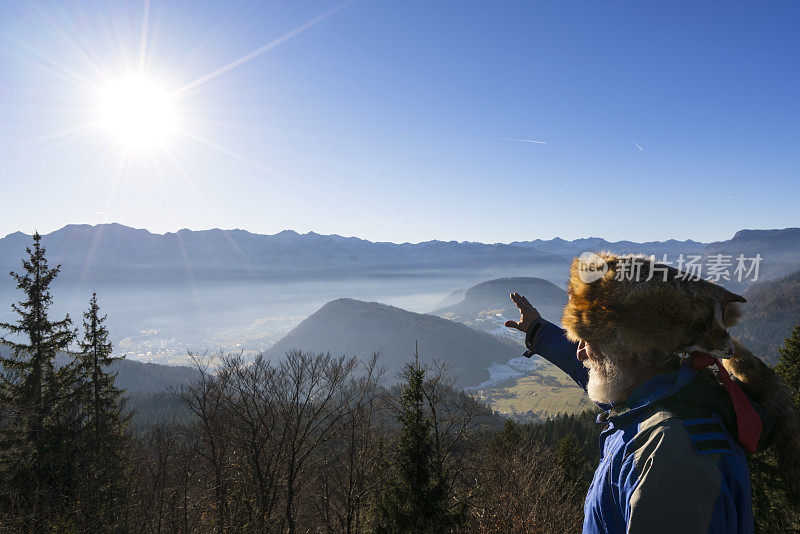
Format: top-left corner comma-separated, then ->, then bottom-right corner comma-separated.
503,252 -> 792,534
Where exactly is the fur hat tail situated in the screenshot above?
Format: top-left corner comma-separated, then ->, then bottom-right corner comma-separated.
723,341 -> 800,506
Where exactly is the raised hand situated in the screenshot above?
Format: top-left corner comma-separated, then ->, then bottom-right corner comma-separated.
504,292 -> 541,333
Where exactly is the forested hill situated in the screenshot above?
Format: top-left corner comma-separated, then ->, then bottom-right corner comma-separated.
732,268 -> 800,364
263,298 -> 520,386
0,345 -> 198,394
433,277 -> 568,327
102,358 -> 198,393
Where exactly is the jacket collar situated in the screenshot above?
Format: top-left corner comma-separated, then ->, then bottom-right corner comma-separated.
597,363 -> 698,424
594,361 -> 776,452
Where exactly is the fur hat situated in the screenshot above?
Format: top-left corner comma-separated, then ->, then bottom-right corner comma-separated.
561,252 -> 746,360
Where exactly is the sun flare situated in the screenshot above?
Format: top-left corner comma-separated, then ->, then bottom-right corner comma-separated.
97,76 -> 178,148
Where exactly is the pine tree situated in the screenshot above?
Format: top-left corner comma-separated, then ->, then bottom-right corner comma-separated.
556,433 -> 583,482
775,322 -> 800,412
374,350 -> 458,533
77,292 -> 125,448
750,323 -> 800,532
491,419 -> 522,453
73,292 -> 129,527
0,232 -> 76,524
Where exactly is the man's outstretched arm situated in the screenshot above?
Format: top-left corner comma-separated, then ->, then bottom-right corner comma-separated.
505,292 -> 588,392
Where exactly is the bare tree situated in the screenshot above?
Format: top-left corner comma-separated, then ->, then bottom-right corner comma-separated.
177,353 -> 234,534
126,423 -> 203,534
221,354 -> 286,531
273,350 -> 364,533
469,422 -> 585,533
312,353 -> 384,534
423,361 -> 492,464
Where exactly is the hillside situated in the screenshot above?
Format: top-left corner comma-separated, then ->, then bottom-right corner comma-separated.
0,345 -> 198,393
433,277 -> 568,335
431,288 -> 467,310
731,268 -> 800,364
263,298 -> 520,386
111,359 -> 198,393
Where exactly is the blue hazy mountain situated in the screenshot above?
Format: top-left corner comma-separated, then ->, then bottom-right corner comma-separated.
263,298 -> 520,387
705,228 -> 800,262
0,223 -> 566,286
4,224 -> 799,287
511,228 -> 800,292
509,236 -> 706,258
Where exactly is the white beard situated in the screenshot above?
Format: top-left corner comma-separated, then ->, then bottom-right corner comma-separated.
584,357 -> 639,405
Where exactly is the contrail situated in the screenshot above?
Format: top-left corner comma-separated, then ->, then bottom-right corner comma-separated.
173,0 -> 358,96
411,129 -> 548,146
502,138 -> 547,144
477,135 -> 546,144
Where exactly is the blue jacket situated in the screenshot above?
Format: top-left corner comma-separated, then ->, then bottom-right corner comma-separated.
525,317 -> 768,534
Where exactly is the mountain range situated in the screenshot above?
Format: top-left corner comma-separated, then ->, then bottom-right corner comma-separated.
3,224 -> 798,288
705,228 -> 800,262
0,223 -> 565,286
509,236 -> 706,258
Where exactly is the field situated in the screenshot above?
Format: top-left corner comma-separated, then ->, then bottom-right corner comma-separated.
476,360 -> 593,420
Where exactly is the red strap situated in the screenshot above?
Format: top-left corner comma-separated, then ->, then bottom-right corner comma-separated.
690,352 -> 762,454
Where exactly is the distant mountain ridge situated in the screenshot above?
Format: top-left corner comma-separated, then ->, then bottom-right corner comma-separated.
263,298 -> 520,386
706,228 -> 800,261
4,224 -> 800,288
508,236 -> 706,258
510,228 -> 800,261
511,228 -> 800,292
0,223 -> 565,287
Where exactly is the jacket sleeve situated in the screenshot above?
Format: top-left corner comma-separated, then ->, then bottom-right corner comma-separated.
621,418 -> 737,534
524,317 -> 588,392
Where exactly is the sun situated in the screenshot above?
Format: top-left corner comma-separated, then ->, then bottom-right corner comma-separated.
97,76 -> 178,148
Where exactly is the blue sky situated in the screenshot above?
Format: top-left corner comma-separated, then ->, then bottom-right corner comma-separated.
1,0 -> 798,243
